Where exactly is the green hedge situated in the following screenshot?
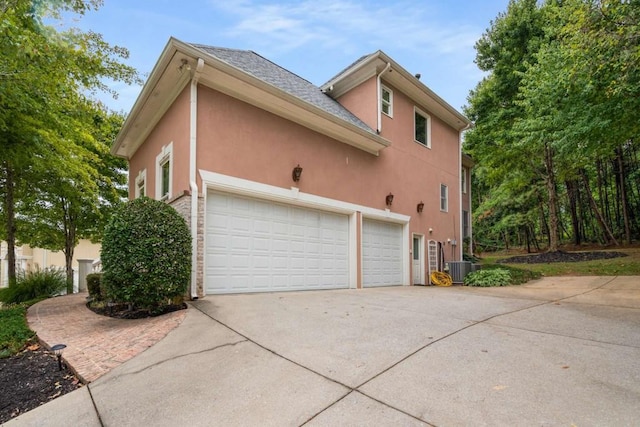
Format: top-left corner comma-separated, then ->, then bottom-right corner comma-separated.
101,197 -> 191,309
86,273 -> 103,301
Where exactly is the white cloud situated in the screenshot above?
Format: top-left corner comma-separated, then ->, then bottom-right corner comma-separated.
209,0 -> 480,56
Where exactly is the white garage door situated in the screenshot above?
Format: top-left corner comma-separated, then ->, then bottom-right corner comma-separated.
206,192 -> 349,294
362,219 -> 403,287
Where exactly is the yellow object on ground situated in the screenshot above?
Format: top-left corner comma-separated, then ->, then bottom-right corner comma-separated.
431,271 -> 453,287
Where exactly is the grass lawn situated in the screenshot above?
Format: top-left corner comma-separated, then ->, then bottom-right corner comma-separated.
480,247 -> 640,277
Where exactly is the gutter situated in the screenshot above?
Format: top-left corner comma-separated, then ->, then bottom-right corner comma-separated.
189,58 -> 205,299
376,62 -> 391,133
458,122 -> 473,260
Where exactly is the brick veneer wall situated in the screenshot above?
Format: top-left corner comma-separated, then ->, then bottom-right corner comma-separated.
169,192 -> 205,298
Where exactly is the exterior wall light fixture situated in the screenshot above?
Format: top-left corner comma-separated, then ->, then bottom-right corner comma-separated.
292,164 -> 303,182
386,193 -> 394,207
417,201 -> 424,213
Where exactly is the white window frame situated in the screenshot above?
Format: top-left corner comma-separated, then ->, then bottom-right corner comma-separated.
381,85 -> 393,118
414,107 -> 431,148
440,183 -> 448,212
134,169 -> 146,198
462,167 -> 468,194
156,142 -> 173,201
463,210 -> 470,238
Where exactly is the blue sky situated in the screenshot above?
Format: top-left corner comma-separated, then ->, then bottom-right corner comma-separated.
62,0 -> 510,114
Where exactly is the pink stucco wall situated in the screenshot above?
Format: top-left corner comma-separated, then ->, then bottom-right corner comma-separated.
195,83 -> 462,259
128,86 -> 191,200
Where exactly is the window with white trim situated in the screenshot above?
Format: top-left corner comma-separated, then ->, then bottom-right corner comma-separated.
461,167 -> 468,194
440,183 -> 448,212
381,85 -> 393,117
414,107 -> 431,147
156,142 -> 173,201
134,169 -> 146,198
463,210 -> 470,238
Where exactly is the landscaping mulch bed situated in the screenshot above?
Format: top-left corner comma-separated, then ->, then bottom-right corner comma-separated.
86,301 -> 187,319
0,344 -> 82,424
499,250 -> 628,264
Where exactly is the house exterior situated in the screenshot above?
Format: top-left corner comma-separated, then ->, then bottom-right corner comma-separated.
112,38 -> 473,297
0,240 -> 101,288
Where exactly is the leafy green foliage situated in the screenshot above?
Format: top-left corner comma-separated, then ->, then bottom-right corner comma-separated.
0,305 -> 35,358
0,267 -> 66,304
86,273 -> 103,301
101,198 -> 191,309
464,268 -> 512,287
481,264 -> 541,285
465,0 -> 640,251
0,0 -> 138,286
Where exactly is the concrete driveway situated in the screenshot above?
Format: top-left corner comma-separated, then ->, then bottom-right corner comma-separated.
9,276 -> 640,426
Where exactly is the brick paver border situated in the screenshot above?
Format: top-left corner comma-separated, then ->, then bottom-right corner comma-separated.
27,293 -> 186,383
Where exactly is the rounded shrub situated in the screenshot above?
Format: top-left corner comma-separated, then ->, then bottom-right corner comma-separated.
86,273 -> 104,301
101,197 -> 191,309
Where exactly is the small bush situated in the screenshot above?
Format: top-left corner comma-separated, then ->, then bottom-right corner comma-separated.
464,268 -> 512,287
86,273 -> 104,301
482,264 -> 542,285
101,197 -> 191,310
0,267 -> 66,304
0,305 -> 36,358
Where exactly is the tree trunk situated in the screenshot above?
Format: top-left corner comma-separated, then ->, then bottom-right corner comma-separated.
3,162 -> 17,285
580,169 -> 618,246
61,197 -> 77,294
616,145 -> 632,244
544,143 -> 560,252
565,180 -> 581,245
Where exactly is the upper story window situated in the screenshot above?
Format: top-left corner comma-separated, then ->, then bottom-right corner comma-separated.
414,107 -> 431,148
134,169 -> 146,198
381,85 -> 393,117
156,142 -> 173,201
461,167 -> 468,194
440,183 -> 448,212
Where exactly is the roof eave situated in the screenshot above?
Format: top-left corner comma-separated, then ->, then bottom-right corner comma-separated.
113,39 -> 390,159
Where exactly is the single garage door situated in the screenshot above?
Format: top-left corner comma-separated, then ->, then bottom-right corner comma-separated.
362,219 -> 403,287
206,192 -> 350,294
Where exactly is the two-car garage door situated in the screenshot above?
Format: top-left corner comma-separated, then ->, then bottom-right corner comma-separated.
206,192 -> 350,294
205,192 -> 405,294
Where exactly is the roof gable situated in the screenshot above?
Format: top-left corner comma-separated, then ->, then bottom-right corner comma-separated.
190,44 -> 373,134
321,51 -> 472,132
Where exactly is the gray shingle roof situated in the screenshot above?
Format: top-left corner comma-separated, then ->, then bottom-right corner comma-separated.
189,44 -> 375,134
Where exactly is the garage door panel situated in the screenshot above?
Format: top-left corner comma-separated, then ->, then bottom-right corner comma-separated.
206,192 -> 349,294
362,219 -> 403,287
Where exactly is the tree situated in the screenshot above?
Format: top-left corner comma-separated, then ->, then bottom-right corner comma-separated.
465,0 -> 640,251
0,0 -> 137,285
17,105 -> 128,292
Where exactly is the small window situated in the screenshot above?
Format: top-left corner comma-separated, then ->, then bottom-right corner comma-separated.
134,169 -> 146,198
440,184 -> 448,212
161,160 -> 170,199
156,142 -> 173,201
461,167 -> 468,194
463,210 -> 470,238
414,108 -> 431,147
381,85 -> 393,117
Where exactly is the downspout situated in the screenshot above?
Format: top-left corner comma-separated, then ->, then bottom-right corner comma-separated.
458,123 -> 472,260
376,62 -> 391,133
189,58 -> 205,299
